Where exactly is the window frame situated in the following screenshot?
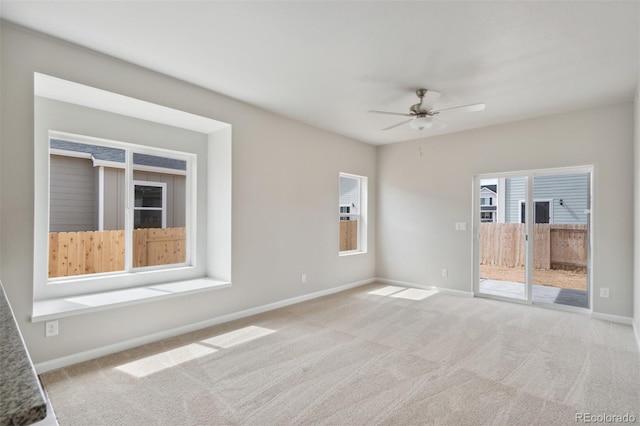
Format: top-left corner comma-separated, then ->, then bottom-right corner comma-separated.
32,74 -> 234,317
339,172 -> 368,255
133,180 -> 168,229
39,131 -> 197,292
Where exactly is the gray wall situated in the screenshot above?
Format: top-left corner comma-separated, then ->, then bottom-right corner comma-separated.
634,74 -> 640,345
377,102 -> 634,318
49,154 -> 97,232
1,23 -> 376,365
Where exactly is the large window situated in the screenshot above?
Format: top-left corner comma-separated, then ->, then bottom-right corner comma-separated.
48,136 -> 193,279
33,74 -> 233,313
339,173 -> 367,254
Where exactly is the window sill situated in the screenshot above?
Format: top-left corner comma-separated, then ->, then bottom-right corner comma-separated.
32,278 -> 231,322
339,250 -> 366,257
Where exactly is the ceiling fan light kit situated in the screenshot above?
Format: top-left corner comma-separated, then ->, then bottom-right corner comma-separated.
409,116 -> 433,131
368,88 -> 486,132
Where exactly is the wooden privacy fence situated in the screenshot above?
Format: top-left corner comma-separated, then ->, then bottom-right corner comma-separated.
340,220 -> 358,251
479,223 -> 587,271
49,227 -> 186,278
133,227 -> 186,268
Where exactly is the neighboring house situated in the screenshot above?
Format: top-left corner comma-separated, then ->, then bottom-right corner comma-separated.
502,174 -> 589,224
339,175 -> 360,220
49,139 -> 187,233
480,185 -> 497,222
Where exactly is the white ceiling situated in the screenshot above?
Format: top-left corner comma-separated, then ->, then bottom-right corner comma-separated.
2,1 -> 638,145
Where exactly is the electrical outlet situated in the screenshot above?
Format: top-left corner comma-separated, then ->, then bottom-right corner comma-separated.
455,222 -> 467,231
600,288 -> 610,298
301,273 -> 307,284
442,269 -> 448,278
45,320 -> 59,337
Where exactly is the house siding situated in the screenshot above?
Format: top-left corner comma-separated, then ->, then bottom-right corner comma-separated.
49,155 -> 96,232
533,174 -> 589,225
339,175 -> 360,213
103,167 -> 125,231
504,174 -> 589,224
505,177 -> 526,223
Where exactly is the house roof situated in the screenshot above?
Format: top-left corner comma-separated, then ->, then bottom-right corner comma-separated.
50,139 -> 186,171
481,185 -> 497,194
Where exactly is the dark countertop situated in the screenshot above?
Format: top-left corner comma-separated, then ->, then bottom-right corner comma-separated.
0,282 -> 47,425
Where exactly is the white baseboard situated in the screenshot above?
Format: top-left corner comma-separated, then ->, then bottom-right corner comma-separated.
590,312 -> 633,325
34,277 -> 376,374
376,278 -> 638,331
375,277 -> 474,297
633,322 -> 640,353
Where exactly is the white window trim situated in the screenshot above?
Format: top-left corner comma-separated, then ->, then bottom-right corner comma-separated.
339,172 -> 368,255
33,74 -> 233,320
133,180 -> 167,229
39,131 -> 197,294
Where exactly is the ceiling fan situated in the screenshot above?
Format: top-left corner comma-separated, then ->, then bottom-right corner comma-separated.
369,89 -> 485,131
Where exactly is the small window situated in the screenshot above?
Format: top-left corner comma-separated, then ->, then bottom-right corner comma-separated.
134,182 -> 166,228
520,200 -> 551,224
339,173 -> 367,253
480,211 -> 495,222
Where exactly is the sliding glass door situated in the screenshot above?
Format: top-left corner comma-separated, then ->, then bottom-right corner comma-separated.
531,173 -> 590,308
475,168 -> 591,309
477,176 -> 527,301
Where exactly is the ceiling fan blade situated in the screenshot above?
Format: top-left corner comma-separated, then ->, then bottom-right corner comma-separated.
368,110 -> 412,117
382,118 -> 413,131
433,117 -> 448,129
434,103 -> 486,114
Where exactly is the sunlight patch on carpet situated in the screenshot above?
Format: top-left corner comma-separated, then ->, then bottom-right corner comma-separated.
367,285 -> 406,296
201,325 -> 277,349
115,343 -> 217,378
389,288 -> 437,300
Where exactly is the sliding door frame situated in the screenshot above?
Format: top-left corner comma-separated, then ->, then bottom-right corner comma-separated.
472,165 -> 593,312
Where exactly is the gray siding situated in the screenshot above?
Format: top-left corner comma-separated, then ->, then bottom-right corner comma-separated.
51,158 -> 186,231
339,176 -> 360,213
533,174 -> 589,225
103,168 -> 125,230
49,155 -> 96,232
504,177 -> 525,223
504,174 -> 589,224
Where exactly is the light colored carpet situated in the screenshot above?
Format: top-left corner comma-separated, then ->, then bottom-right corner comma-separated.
41,283 -> 640,425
